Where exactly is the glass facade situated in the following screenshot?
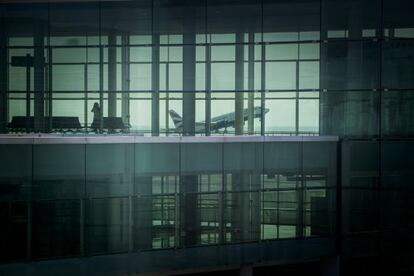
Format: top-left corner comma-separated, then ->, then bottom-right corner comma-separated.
0,138 -> 337,263
0,0 -> 333,136
0,0 -> 413,275
0,0 -> 413,138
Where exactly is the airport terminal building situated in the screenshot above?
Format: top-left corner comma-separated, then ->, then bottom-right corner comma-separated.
0,0 -> 413,275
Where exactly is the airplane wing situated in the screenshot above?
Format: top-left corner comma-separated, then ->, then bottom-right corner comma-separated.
211,119 -> 234,131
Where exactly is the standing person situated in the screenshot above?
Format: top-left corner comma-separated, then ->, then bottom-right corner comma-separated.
91,102 -> 101,133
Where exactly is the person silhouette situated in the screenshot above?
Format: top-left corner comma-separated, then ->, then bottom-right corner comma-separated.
91,102 -> 101,132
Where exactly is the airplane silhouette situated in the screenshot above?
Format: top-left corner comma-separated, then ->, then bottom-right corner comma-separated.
169,106 -> 269,132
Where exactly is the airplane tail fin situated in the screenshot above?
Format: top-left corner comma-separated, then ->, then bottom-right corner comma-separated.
169,109 -> 183,129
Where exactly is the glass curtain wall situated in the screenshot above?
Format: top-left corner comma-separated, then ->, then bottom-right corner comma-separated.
0,139 -> 337,262
2,0 -> 414,137
319,1 -> 414,275
1,0 -> 321,136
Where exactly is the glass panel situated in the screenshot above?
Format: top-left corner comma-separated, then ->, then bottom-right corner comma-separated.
266,44 -> 298,60
265,92 -> 296,134
33,144 -> 85,200
263,0 -> 320,43
341,141 -> 379,189
342,189 -> 378,234
299,61 -> 319,90
207,0 -> 261,41
134,195 -> 177,250
0,145 -> 32,201
224,143 -> 262,242
321,0 -> 381,40
264,142 -> 302,239
135,143 -> 180,195
211,63 -> 235,91
129,93 -> 151,133
180,143 -> 222,246
302,142 -> 336,236
198,193 -> 220,245
381,91 -> 414,138
321,41 -> 380,90
320,91 -> 379,138
266,62 -> 297,91
382,40 -> 414,89
223,142 -> 263,191
0,201 -> 28,261
211,46 -> 235,61
86,144 -> 133,197
49,2 -> 99,45
86,197 -> 129,254
157,0 -> 205,40
382,141 -> 414,189
383,0 -> 414,37
100,0 -> 152,46
299,98 -> 319,134
32,199 -> 80,258
130,64 -> 152,91
4,3 -> 49,44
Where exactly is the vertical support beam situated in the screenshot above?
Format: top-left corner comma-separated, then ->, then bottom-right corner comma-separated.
48,47 -> 53,132
182,16 -> 196,136
151,1 -> 160,136
296,142 -> 304,238
99,44 -> 104,132
121,34 -> 130,127
165,61 -> 169,134
235,31 -> 244,135
0,13 -> 7,133
25,55 -> 31,133
247,32 -> 255,135
183,47 -> 196,136
260,44 -> 266,136
34,25 -> 45,132
205,42 -> 211,136
44,57 -> 49,123
84,64 -> 88,129
295,61 -> 299,135
319,42 -> 328,135
108,33 -> 117,118
181,6 -> 198,247
181,176 -> 198,246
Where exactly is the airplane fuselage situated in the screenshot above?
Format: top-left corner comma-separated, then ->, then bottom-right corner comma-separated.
169,107 -> 269,133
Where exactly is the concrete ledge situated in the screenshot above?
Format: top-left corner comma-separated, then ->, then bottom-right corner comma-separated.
0,134 -> 339,144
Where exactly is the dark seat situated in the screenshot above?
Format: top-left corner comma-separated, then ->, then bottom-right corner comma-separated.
48,116 -> 81,129
90,117 -> 128,131
8,116 -> 81,131
7,116 -> 33,130
91,117 -> 128,131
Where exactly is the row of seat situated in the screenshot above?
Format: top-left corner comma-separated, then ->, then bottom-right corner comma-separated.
7,116 -> 128,132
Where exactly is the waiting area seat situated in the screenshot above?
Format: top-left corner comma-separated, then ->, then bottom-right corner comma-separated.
8,116 -> 82,132
90,117 -> 129,132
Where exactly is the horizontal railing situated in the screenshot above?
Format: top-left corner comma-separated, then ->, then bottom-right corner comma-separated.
0,134 -> 339,144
